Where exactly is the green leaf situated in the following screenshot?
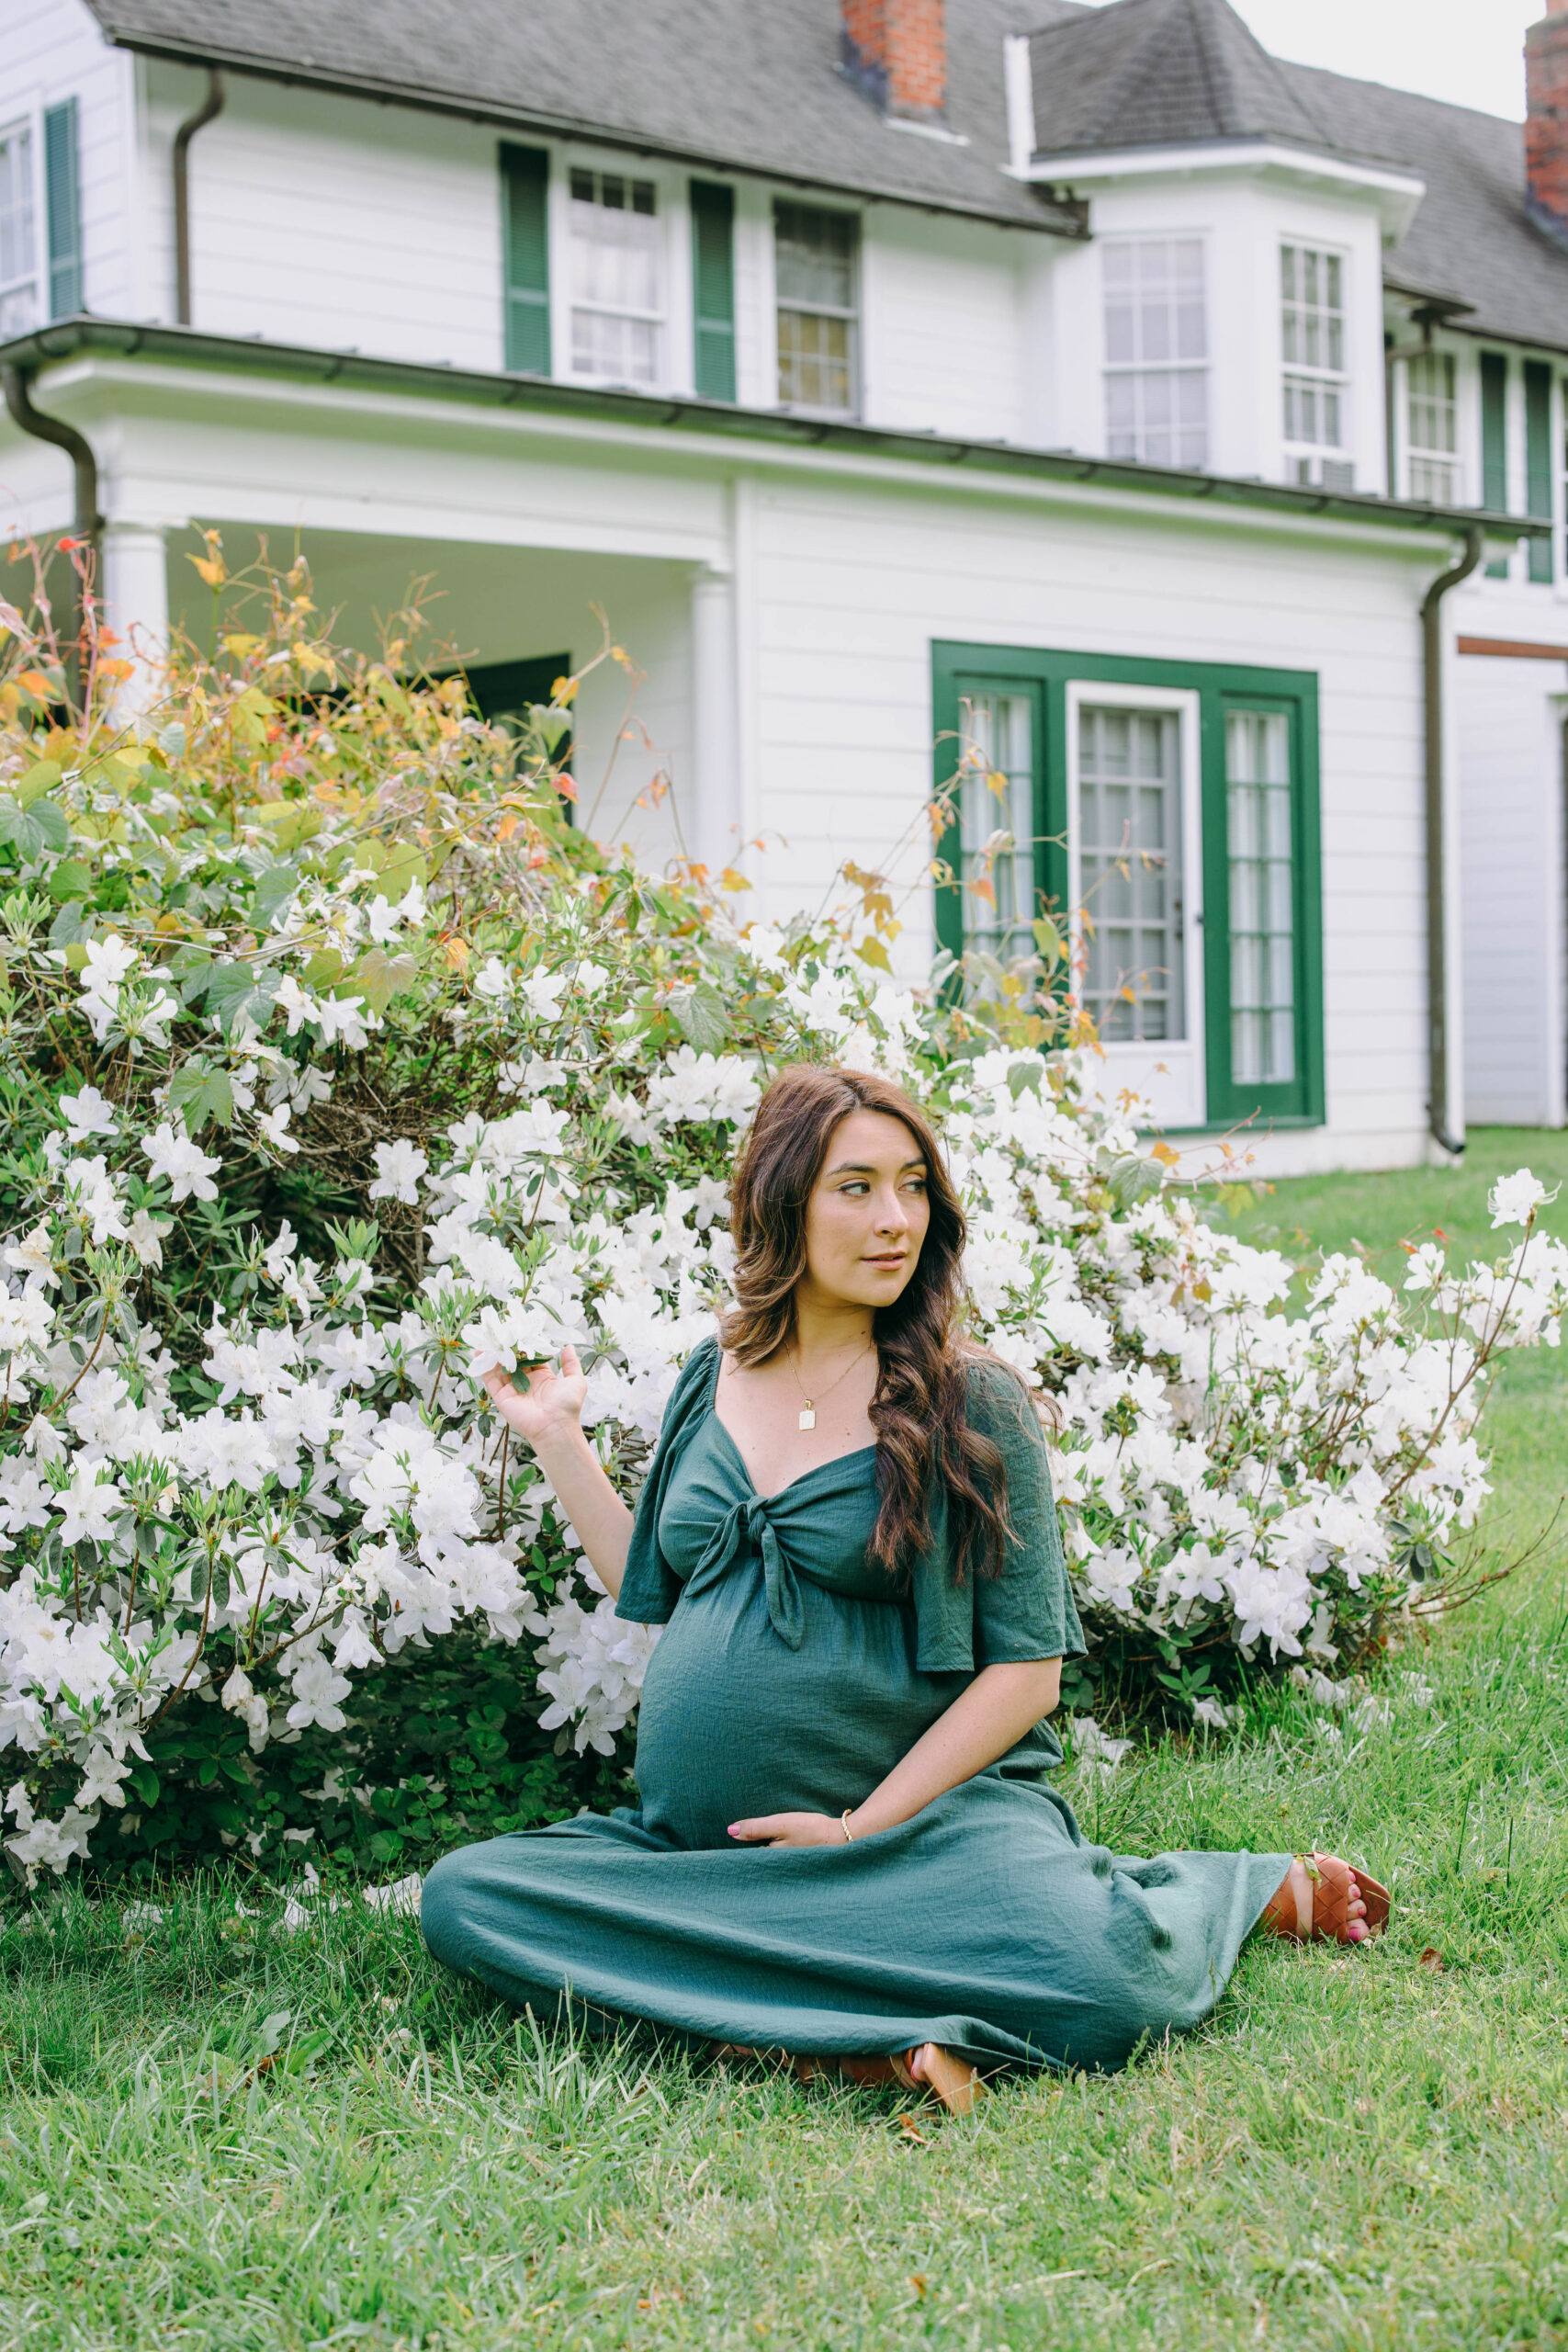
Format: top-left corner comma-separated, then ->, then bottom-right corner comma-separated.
46,858 -> 94,904
672,978 -> 730,1054
252,865 -> 299,929
129,1765 -> 161,1809
16,760 -> 62,808
346,945 -> 418,1016
202,962 -> 282,1035
0,797 -> 69,859
167,1063 -> 234,1136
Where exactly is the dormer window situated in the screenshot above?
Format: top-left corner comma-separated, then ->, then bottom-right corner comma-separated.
1102,239 -> 1209,470
569,167 -> 662,384
774,202 -> 860,415
1406,351 -> 1459,503
1281,243 -> 1352,489
0,121 -> 38,335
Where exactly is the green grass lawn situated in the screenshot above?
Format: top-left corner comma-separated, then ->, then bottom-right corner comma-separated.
6,1134 -> 1568,2352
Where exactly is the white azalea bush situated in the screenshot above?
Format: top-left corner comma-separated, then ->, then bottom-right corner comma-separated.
1,564 -> 1564,1885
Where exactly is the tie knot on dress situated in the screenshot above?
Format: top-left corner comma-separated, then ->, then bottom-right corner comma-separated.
691,1491 -> 806,1649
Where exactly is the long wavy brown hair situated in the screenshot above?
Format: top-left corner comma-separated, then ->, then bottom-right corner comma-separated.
718,1064 -> 1017,1583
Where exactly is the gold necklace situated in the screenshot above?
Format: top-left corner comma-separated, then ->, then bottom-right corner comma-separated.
787,1339 -> 873,1432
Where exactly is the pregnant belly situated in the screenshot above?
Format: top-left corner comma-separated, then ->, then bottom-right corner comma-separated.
631,1570 -> 945,1851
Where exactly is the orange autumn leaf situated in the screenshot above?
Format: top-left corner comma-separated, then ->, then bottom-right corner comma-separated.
17,669 -> 53,697
720,867 -> 751,892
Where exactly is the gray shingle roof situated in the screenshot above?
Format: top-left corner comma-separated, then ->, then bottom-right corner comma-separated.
1027,0 -> 1346,163
1284,61 -> 1568,351
76,0 -> 1568,357
79,0 -> 1086,235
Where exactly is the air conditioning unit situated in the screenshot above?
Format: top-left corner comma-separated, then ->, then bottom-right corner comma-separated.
1290,455 -> 1356,492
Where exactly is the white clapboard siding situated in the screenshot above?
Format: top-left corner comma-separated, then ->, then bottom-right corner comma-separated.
1454,649 -> 1567,1128
136,63 -> 508,368
739,473 -> 1430,1173
2,0 -> 137,321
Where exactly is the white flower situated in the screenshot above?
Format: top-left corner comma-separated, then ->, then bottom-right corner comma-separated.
521,967 -> 567,1021
255,1102 -> 299,1155
1490,1170 -> 1555,1229
54,1464 -> 122,1546
369,1139 -> 429,1204
4,1223 -> 57,1286
276,975 -> 321,1036
221,1666 -> 271,1751
57,1084 -> 118,1142
141,1123 -> 222,1204
472,956 -> 511,1001
127,1209 -> 168,1269
314,993 -> 376,1051
284,1649 -> 353,1733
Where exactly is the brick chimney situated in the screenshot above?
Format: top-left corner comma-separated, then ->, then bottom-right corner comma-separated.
841,0 -> 947,124
1526,0 -> 1568,240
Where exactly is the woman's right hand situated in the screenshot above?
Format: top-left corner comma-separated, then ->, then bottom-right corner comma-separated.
481,1344 -> 589,1450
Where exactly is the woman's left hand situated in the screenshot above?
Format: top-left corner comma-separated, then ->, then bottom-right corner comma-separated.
728,1812 -> 849,1848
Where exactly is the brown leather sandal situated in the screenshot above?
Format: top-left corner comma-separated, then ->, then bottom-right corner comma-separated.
1262,1851 -> 1391,1944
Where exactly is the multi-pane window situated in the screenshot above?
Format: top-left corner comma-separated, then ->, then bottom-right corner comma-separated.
1406,350 -> 1459,503
774,202 -> 858,413
0,121 -> 38,338
1103,239 -> 1209,469
1077,706 -> 1186,1043
954,692 -> 1037,975
1281,243 -> 1351,485
1226,710 -> 1295,1087
568,168 -> 661,384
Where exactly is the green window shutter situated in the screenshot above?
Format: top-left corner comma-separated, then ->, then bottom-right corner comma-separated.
1481,350 -> 1510,576
501,144 -> 551,376
1525,358 -> 1554,585
691,180 -> 736,401
44,98 -> 82,317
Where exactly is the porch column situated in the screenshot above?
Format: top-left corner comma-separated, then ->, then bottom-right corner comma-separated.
691,561 -> 739,877
98,521 -> 172,719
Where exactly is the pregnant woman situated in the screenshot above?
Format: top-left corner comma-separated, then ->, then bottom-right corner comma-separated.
422,1064 -> 1389,2112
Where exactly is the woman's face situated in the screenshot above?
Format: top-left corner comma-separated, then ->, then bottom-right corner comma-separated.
799,1108 -> 931,1312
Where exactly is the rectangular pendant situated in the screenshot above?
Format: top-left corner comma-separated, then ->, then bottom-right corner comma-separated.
798,1407 -> 816,1431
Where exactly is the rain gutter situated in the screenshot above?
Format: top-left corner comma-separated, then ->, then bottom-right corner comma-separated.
0,315 -> 1551,548
173,68 -> 226,325
0,359 -> 103,697
1420,524 -> 1487,1159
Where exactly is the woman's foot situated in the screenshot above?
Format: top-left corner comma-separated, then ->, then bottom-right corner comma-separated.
902,2041 -> 985,2116
1262,1851 -> 1390,1945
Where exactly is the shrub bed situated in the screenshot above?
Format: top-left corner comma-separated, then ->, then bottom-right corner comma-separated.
1,560 -> 1562,1885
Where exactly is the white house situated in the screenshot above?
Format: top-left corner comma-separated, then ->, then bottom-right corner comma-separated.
0,0 -> 1556,1173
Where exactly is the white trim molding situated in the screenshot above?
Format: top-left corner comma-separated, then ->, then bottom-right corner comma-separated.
1019,142 -> 1426,244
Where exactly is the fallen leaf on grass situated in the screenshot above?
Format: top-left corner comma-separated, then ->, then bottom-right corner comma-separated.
897,2115 -> 930,2143
1419,1948 -> 1446,1972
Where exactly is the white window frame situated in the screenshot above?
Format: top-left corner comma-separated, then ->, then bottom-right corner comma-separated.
0,107 -> 44,341
1280,239 -> 1351,488
1100,234 -> 1211,470
772,197 -> 862,420
553,150 -> 679,393
1066,679 -> 1206,1129
1403,347 -> 1461,505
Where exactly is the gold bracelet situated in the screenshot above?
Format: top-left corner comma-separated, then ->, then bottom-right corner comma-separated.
840,1809 -> 855,1842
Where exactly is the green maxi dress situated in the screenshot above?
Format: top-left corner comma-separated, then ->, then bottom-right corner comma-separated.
422,1338 -> 1292,2075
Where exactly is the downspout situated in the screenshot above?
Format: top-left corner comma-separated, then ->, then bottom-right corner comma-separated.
173,68 -> 225,325
1421,522 -> 1485,1157
0,362 -> 103,701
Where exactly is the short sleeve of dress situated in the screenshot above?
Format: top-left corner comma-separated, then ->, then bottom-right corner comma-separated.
965,1367 -> 1086,1667
614,1335 -> 720,1625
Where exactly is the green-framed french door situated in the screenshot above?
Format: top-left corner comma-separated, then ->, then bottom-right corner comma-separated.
933,642 -> 1325,1131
